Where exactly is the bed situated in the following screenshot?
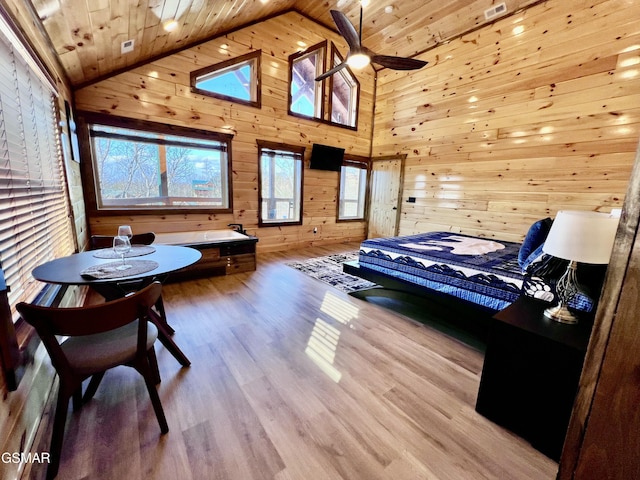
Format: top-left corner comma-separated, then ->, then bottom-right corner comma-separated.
344,230 -> 601,319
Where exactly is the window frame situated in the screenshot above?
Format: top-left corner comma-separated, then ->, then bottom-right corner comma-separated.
76,112 -> 234,216
328,44 -> 360,131
190,50 -> 262,108
287,42 -> 361,131
288,41 -> 326,122
336,154 -> 370,222
256,140 -> 305,228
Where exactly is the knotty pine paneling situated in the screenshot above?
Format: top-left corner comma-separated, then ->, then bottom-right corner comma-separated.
75,11 -> 373,252
32,0 -> 542,87
373,0 -> 640,242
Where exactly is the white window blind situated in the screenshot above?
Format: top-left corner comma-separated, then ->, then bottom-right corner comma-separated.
0,28 -> 74,319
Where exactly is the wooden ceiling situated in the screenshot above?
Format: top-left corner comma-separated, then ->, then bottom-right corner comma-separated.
31,0 -> 541,87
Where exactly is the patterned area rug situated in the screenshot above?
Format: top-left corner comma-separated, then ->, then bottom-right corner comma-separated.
286,252 -> 377,293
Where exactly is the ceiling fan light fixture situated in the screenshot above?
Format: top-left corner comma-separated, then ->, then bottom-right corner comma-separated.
315,9 -> 427,81
347,53 -> 370,69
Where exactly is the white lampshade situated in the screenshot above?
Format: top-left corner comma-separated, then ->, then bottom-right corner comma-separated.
542,210 -> 619,264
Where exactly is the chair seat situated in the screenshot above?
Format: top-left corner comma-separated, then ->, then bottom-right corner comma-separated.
62,321 -> 158,375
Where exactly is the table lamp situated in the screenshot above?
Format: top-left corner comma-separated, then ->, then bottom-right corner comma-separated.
542,210 -> 619,324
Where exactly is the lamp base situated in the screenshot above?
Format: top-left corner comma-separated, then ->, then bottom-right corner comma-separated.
544,304 -> 579,324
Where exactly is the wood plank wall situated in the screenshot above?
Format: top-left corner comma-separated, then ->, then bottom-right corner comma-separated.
74,12 -> 374,253
373,0 -> 640,243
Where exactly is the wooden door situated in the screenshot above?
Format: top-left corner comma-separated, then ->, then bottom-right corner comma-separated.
367,155 -> 404,238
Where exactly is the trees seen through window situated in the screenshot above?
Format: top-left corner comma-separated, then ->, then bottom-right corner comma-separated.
83,116 -> 234,213
338,162 -> 367,220
257,140 -> 304,226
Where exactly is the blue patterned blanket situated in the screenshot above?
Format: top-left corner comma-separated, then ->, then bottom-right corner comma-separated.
359,232 -> 525,311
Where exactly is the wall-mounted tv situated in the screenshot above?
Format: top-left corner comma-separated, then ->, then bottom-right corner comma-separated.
310,143 -> 344,172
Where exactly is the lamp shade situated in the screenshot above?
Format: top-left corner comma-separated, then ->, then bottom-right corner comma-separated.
542,210 -> 619,264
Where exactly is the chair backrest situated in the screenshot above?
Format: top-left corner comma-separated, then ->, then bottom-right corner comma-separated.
17,281 -> 162,337
17,282 -> 163,375
90,232 -> 156,250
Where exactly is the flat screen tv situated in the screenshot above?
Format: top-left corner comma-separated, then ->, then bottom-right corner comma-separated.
310,143 -> 344,172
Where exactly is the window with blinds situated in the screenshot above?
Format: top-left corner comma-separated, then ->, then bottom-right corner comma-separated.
0,26 -> 74,320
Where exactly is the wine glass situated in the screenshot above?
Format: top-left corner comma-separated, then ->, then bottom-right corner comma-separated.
117,225 -> 133,240
113,236 -> 132,270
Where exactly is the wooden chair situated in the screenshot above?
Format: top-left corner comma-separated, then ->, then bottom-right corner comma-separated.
17,282 -> 169,480
89,231 -> 171,333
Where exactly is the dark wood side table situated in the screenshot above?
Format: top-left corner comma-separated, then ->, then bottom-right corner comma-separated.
475,295 -> 594,461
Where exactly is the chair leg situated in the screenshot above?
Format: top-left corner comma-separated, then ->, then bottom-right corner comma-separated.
82,372 -> 105,404
147,346 -> 161,385
47,389 -> 71,480
72,387 -> 83,412
147,309 -> 191,366
135,358 -> 169,434
154,295 -> 175,334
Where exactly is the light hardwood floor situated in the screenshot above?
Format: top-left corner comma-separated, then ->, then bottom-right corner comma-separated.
29,243 -> 557,479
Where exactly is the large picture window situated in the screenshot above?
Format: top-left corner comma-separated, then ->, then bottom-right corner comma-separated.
338,156 -> 368,221
257,140 -> 304,226
79,114 -> 233,214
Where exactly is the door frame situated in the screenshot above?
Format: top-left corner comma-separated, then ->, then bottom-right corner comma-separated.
365,154 -> 406,238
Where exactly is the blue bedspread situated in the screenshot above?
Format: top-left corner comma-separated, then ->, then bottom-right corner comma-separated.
358,232 -> 525,311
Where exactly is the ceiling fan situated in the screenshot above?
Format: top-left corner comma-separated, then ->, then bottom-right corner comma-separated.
315,7 -> 428,81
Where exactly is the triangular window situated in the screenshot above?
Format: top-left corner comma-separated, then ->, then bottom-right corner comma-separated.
191,50 -> 261,108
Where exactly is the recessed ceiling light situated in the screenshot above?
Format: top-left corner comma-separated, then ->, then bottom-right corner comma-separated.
163,20 -> 178,32
384,5 -> 394,14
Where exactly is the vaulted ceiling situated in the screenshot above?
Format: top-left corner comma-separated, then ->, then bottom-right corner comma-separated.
30,0 -> 541,87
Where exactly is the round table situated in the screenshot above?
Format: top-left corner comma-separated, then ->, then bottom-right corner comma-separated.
32,245 -> 201,286
32,245 -> 201,367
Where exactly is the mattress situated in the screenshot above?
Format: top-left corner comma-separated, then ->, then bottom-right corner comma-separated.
358,232 -> 524,311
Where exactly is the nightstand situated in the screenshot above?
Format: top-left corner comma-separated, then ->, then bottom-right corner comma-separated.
475,296 -> 594,461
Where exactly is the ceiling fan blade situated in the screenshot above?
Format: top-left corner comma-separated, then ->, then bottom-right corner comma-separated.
369,54 -> 428,70
315,61 -> 348,81
330,10 -> 361,51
